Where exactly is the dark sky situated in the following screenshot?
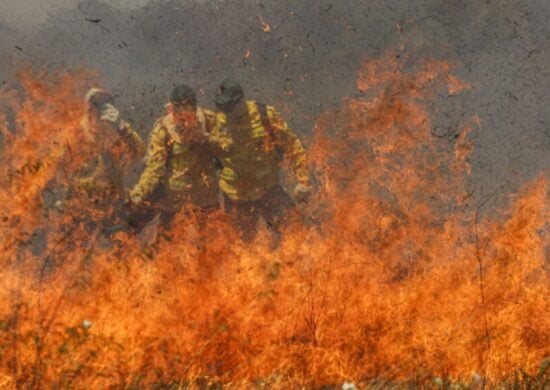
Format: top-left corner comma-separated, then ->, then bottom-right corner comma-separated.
1,0 -> 549,206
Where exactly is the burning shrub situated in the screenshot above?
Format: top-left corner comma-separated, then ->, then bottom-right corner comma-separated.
0,52 -> 548,388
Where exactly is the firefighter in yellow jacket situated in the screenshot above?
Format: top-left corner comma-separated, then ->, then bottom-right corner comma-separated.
60,88 -> 145,243
75,88 -> 144,202
129,85 -> 220,227
210,79 -> 311,239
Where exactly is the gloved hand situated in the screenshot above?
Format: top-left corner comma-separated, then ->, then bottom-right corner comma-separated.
100,103 -> 128,136
125,192 -> 142,209
100,103 -> 121,125
54,199 -> 65,212
293,183 -> 312,203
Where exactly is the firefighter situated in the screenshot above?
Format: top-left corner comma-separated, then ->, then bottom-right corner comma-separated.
128,85 -> 220,232
210,79 -> 311,240
58,87 -> 144,247
75,88 -> 144,201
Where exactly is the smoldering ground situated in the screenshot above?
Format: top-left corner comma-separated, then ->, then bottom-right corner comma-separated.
0,0 -> 549,206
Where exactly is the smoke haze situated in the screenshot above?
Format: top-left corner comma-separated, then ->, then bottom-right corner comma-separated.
1,0 -> 549,206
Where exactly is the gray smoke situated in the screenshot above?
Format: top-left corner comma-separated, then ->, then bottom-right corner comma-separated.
0,0 -> 549,206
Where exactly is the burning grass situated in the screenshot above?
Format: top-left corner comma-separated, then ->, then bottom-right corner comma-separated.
0,52 -> 548,388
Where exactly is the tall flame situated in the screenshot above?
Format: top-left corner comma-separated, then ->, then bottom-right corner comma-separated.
0,53 -> 547,388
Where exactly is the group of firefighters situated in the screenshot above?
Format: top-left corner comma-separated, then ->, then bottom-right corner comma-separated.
71,79 -> 311,245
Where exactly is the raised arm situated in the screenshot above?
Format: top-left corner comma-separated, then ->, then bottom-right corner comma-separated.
118,120 -> 145,157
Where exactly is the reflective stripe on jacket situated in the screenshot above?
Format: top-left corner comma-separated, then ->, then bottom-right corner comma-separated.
130,106 -> 219,208
210,100 -> 308,201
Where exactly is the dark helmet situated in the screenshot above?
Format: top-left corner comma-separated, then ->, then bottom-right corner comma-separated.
215,79 -> 244,113
85,88 -> 114,111
170,84 -> 197,108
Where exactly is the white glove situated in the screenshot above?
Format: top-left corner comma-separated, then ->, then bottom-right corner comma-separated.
293,183 -> 312,203
99,103 -> 120,123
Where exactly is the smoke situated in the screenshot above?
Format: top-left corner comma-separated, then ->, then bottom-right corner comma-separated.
0,0 -> 549,206
0,0 -> 149,25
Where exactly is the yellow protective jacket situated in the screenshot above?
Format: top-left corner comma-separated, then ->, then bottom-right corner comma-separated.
129,106 -> 219,209
74,116 -> 144,202
209,100 -> 309,202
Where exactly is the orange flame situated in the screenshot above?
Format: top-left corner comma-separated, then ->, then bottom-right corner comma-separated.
0,53 -> 548,388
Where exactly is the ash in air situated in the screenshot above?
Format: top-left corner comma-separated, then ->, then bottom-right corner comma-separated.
0,0 -> 548,388
0,0 -> 548,201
